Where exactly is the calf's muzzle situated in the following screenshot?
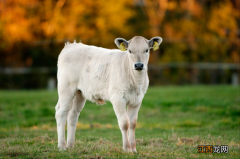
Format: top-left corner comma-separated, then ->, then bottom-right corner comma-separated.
134,62 -> 144,71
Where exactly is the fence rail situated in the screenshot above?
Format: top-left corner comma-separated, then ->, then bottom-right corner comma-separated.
0,63 -> 239,74
149,63 -> 240,69
0,63 -> 239,89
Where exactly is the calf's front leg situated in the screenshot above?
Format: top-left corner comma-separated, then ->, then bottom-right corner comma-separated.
127,104 -> 141,153
111,97 -> 132,152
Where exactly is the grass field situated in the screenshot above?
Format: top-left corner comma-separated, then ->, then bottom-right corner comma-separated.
0,86 -> 239,158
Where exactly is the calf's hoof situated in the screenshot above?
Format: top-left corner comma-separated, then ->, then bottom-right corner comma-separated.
66,142 -> 75,149
58,146 -> 67,151
123,149 -> 132,153
58,142 -> 66,151
123,146 -> 132,153
133,149 -> 137,153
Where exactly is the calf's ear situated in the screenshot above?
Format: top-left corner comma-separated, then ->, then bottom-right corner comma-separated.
114,38 -> 128,51
148,37 -> 162,51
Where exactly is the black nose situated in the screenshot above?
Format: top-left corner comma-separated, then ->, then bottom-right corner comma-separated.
134,62 -> 144,70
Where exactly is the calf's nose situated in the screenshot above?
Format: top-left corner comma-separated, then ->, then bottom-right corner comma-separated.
134,62 -> 144,70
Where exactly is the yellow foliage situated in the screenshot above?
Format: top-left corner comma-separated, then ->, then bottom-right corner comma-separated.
208,1 -> 238,38
231,51 -> 240,63
167,1 -> 177,10
0,0 -> 239,65
180,0 -> 202,17
0,0 -> 134,48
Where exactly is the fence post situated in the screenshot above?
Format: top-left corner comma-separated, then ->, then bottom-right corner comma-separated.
231,73 -> 239,86
47,77 -> 56,90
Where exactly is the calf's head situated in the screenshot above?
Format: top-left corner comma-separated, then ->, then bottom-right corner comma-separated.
115,36 -> 162,71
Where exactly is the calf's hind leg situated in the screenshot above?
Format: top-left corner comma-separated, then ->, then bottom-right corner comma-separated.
55,84 -> 76,151
67,90 -> 86,148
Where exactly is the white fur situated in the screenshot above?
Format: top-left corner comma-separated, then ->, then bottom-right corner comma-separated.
55,36 -> 162,152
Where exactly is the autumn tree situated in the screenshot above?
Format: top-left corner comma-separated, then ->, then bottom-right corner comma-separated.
138,0 -> 239,63
0,0 -> 134,67
0,0 -> 239,67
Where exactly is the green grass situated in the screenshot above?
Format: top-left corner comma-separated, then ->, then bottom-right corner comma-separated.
0,86 -> 239,158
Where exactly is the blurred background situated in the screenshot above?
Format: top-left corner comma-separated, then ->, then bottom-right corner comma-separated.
0,1 -> 239,157
0,0 -> 239,89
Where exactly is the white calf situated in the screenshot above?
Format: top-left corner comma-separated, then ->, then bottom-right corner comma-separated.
55,36 -> 162,152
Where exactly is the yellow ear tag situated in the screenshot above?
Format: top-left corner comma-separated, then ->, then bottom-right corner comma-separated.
119,42 -> 127,51
153,41 -> 159,51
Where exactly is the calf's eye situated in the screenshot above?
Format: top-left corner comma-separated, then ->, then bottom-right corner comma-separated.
145,49 -> 148,53
129,50 -> 132,53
